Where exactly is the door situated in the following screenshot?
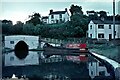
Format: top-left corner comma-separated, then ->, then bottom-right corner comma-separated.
109,34 -> 112,41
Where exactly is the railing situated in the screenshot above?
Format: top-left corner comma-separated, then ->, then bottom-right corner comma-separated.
41,38 -> 86,44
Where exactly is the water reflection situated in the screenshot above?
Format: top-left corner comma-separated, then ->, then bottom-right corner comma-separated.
88,56 -> 110,79
4,51 -> 39,66
2,51 -> 112,80
14,40 -> 28,59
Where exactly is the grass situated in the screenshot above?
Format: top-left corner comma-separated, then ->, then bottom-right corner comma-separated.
88,44 -> 120,63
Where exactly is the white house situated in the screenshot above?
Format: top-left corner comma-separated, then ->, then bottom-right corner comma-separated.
41,16 -> 49,24
88,56 -> 110,79
5,35 -> 39,49
87,20 -> 120,40
48,8 -> 70,24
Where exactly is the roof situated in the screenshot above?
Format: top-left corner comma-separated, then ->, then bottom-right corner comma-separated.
42,16 -> 48,19
91,20 -> 120,24
49,11 -> 67,15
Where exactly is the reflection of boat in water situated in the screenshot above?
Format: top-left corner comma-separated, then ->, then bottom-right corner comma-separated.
65,43 -> 88,62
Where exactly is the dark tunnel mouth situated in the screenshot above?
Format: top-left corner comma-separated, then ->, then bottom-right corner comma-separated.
15,40 -> 28,59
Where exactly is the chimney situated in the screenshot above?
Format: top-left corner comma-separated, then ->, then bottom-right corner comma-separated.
65,8 -> 67,11
50,9 -> 53,13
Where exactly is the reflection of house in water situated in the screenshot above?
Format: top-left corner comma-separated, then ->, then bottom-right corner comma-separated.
4,51 -> 39,66
88,56 -> 110,79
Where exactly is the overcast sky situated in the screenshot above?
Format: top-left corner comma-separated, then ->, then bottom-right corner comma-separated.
0,0 -> 120,24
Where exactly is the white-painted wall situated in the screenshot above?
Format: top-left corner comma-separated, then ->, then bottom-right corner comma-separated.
88,20 -> 120,40
5,51 -> 39,66
88,21 -> 97,38
48,12 -> 69,24
42,18 -> 49,24
5,35 -> 39,49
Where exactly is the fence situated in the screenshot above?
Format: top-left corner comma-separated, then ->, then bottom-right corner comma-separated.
41,38 -> 87,45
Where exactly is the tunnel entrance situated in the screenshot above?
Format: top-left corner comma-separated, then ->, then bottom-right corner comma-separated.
15,41 -> 28,59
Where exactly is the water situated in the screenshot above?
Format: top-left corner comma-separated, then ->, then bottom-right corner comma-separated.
2,51 -> 113,80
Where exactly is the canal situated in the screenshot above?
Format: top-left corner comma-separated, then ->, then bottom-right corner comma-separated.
2,50 -> 114,80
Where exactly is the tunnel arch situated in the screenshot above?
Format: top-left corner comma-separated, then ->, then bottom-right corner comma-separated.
14,40 -> 28,59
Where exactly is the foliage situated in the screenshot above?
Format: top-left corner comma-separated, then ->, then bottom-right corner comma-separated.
98,11 -> 107,18
26,13 -> 43,26
87,11 -> 99,21
69,4 -> 83,15
23,23 -> 35,35
69,4 -> 89,37
2,20 -> 13,34
2,4 -> 89,39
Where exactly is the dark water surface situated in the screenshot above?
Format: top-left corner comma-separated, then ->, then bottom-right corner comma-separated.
2,51 -> 113,80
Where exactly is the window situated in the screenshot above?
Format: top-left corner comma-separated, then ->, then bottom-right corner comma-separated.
10,56 -> 14,61
90,34 -> 92,38
56,20 -> 58,23
98,25 -> 104,29
90,25 -> 92,29
114,31 -> 116,35
109,25 -> 111,29
98,34 -> 104,38
59,14 -> 62,18
51,20 -> 54,23
60,19 -> 62,22
51,15 -> 54,19
10,41 -> 14,44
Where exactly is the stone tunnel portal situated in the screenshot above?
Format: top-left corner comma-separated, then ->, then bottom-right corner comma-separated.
14,41 -> 28,59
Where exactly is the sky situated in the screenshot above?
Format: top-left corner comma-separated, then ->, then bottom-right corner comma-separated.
0,0 -> 120,24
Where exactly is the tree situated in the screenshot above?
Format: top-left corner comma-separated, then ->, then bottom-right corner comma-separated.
23,23 -> 35,35
26,13 -> 42,26
12,21 -> 24,34
98,11 -> 107,18
86,10 -> 99,20
69,5 -> 89,37
2,20 -> 13,34
69,4 -> 83,15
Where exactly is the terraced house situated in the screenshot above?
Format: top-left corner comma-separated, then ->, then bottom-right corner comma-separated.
87,18 -> 120,41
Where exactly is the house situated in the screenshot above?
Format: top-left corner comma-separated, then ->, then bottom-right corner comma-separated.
87,19 -> 120,41
41,16 -> 49,24
48,8 -> 70,24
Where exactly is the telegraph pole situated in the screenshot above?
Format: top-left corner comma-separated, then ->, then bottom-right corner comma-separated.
113,0 -> 115,40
